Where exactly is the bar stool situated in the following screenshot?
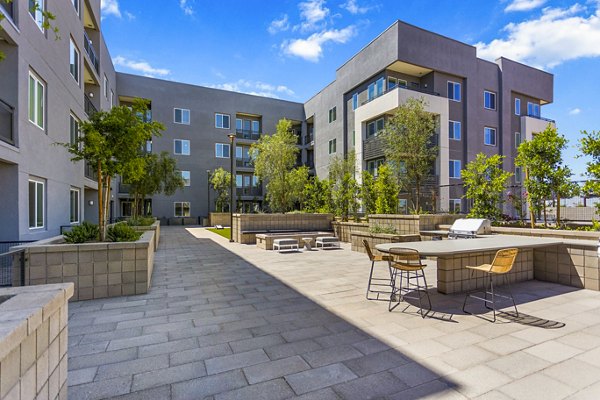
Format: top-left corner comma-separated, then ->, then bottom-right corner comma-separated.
362,239 -> 393,301
387,247 -> 431,318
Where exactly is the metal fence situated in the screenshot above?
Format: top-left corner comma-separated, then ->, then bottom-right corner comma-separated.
0,241 -> 33,287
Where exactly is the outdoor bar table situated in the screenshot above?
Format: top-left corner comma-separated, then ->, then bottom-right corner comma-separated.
376,235 -> 565,294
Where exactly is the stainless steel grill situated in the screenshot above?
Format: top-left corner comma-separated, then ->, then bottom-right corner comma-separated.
448,219 -> 491,239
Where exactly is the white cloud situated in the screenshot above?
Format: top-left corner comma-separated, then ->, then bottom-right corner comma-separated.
475,4 -> 600,68
341,0 -> 371,14
505,0 -> 547,12
124,11 -> 135,20
209,80 -> 295,99
268,14 -> 290,34
282,25 -> 356,62
297,0 -> 330,32
100,0 -> 121,18
113,56 -> 171,77
569,107 -> 582,115
179,0 -> 194,16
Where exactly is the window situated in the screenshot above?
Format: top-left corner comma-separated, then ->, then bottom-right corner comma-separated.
103,75 -> 108,98
449,199 -> 461,213
367,118 -> 385,137
70,188 -> 80,224
146,140 -> 152,153
251,120 -> 260,133
399,199 -> 407,214
29,0 -> 45,31
352,93 -> 358,110
449,160 -> 461,179
174,202 -> 191,217
484,127 -> 496,146
69,114 -> 80,145
181,171 -> 190,186
328,107 -> 336,123
515,132 -> 522,149
328,138 -> 336,154
484,91 -> 496,110
447,81 -> 461,102
215,143 -> 230,158
215,113 -> 230,129
69,39 -> 80,83
449,120 -> 461,140
368,83 -> 375,101
28,71 -> 45,129
236,175 -> 243,188
121,201 -> 133,217
28,179 -> 44,228
367,77 -> 385,101
174,139 -> 190,155
174,108 -> 190,125
515,167 -> 522,183
388,77 -> 407,91
527,102 -> 540,117
367,158 -> 384,177
515,98 -> 521,115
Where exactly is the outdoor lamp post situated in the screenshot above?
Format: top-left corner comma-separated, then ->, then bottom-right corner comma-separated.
228,133 -> 236,242
206,169 -> 211,226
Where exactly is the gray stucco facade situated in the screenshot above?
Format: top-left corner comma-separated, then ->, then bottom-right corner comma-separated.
0,4 -> 553,240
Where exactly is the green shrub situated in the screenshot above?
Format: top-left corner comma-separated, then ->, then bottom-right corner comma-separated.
63,221 -> 99,243
369,224 -> 397,234
127,216 -> 155,226
107,223 -> 142,242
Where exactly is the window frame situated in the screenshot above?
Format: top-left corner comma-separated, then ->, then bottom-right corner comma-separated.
70,187 -> 80,224
328,138 -> 337,155
515,98 -> 521,116
484,127 -> 497,146
215,113 -> 230,129
174,202 -> 191,217
527,102 -> 540,118
29,0 -> 45,32
449,120 -> 461,141
449,160 -> 461,179
328,106 -> 337,123
69,113 -> 80,146
103,75 -> 108,98
515,132 -> 521,149
173,139 -> 190,155
174,108 -> 191,125
484,90 -> 496,110
28,178 -> 45,229
449,199 -> 461,213
447,81 -> 461,102
69,37 -> 80,84
28,70 -> 45,130
215,143 -> 230,159
352,93 -> 358,110
72,0 -> 80,15
181,171 -> 191,187
515,166 -> 522,184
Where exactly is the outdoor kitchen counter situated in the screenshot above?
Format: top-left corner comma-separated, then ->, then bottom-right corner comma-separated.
376,235 -> 568,294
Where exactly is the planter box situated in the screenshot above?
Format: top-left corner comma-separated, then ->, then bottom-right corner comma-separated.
131,220 -> 161,250
209,212 -> 231,227
12,231 -> 155,301
351,231 -> 421,255
332,221 -> 369,243
232,213 -> 334,244
367,214 -> 462,234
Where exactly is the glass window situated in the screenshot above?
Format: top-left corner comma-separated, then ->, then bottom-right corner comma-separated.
328,138 -> 336,154
376,118 -> 385,132
215,113 -> 230,129
527,102 -> 540,117
388,77 -> 397,91
69,114 -> 80,145
484,91 -> 496,110
181,171 -> 190,186
484,127 -> 496,146
328,107 -> 336,123
252,176 -> 260,187
215,143 -> 230,158
174,139 -> 190,155
367,158 -> 385,177
29,179 -> 44,228
449,199 -> 461,213
368,83 -> 375,101
174,202 -> 191,217
376,77 -> 384,97
515,98 -> 521,115
29,71 -> 45,129
251,120 -> 260,133
352,93 -> 358,110
121,201 -> 133,217
449,160 -> 461,179
174,108 -> 190,125
29,0 -> 45,31
447,81 -> 461,102
103,75 -> 108,98
515,167 -> 522,183
70,38 -> 80,83
73,0 -> 79,14
399,199 -> 407,213
515,132 -> 521,149
236,175 -> 243,188
70,188 -> 80,223
449,120 -> 461,140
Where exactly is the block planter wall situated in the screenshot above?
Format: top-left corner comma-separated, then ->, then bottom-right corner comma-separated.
232,213 -> 334,244
13,231 -> 155,301
367,214 -> 462,234
332,221 -> 369,243
351,232 -> 422,255
209,212 -> 231,227
131,221 -> 161,250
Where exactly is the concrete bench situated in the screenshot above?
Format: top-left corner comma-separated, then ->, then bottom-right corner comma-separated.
273,238 -> 299,253
316,236 -> 340,249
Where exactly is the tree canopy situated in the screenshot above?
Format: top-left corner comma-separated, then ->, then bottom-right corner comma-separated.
210,167 -> 231,212
328,151 -> 359,221
374,164 -> 399,214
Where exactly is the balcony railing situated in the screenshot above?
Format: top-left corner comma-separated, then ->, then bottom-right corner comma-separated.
235,129 -> 260,140
84,95 -> 98,117
84,161 -> 97,181
236,158 -> 253,168
304,135 -> 314,145
83,31 -> 100,73
0,99 -> 14,146
236,187 -> 262,197
0,0 -> 14,21
526,113 -> 555,124
119,183 -> 131,193
360,85 -> 441,107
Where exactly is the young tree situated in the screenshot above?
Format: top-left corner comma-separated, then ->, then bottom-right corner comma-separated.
462,153 -> 512,221
579,130 -> 600,213
210,167 -> 231,212
328,151 -> 359,221
62,100 -> 164,240
128,152 -> 184,218
374,164 -> 399,214
251,119 -> 307,212
302,176 -> 333,213
381,98 -> 438,212
361,170 -> 377,217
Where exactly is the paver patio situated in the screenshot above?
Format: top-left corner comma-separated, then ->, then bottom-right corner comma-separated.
67,226 -> 600,399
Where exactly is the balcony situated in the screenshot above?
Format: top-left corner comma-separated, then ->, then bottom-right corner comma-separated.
83,31 -> 100,73
304,135 -> 314,146
236,158 -> 253,168
235,129 -> 260,141
84,161 -> 97,181
0,0 -> 14,21
0,99 -> 14,146
526,113 -> 555,124
363,135 -> 385,160
119,183 -> 131,193
84,95 -> 98,117
236,187 -> 262,197
360,85 -> 441,107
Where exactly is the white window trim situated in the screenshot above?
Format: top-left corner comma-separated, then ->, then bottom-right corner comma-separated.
448,81 -> 461,102
70,188 -> 80,224
69,38 -> 80,84
30,0 -> 45,32
215,113 -> 230,129
449,160 -> 461,179
515,98 -> 521,116
174,139 -> 190,155
174,202 -> 191,217
29,178 -> 45,229
449,199 -> 461,212
28,70 -> 45,130
515,132 -> 521,149
215,143 -> 230,159
73,0 -> 80,15
484,127 -> 497,146
449,120 -> 461,141
181,171 -> 191,186
174,108 -> 191,125
484,90 -> 496,110
69,113 -> 81,146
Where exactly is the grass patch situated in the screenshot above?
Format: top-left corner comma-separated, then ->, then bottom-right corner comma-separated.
207,227 -> 231,239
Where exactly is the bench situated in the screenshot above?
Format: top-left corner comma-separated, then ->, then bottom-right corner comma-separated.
273,238 -> 299,253
316,236 -> 340,249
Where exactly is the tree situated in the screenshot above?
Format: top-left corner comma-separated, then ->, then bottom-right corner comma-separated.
328,151 -> 359,221
381,98 -> 438,212
579,130 -> 600,214
302,176 -> 332,213
517,125 -> 575,226
210,168 -> 231,212
462,153 -> 512,221
128,152 -> 184,218
374,164 -> 399,214
62,100 -> 164,240
361,170 -> 377,217
251,119 -> 307,212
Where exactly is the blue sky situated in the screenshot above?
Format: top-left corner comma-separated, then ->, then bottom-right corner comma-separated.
100,0 -> 600,177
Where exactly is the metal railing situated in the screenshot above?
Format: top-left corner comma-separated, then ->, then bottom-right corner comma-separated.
361,85 -> 441,106
0,241 -> 33,287
119,183 -> 131,193
83,31 -> 100,73
0,98 -> 14,145
304,135 -> 314,145
84,161 -> 97,181
526,113 -> 555,124
236,158 -> 253,168
235,129 -> 260,140
0,0 -> 14,21
84,94 -> 98,117
236,187 -> 262,197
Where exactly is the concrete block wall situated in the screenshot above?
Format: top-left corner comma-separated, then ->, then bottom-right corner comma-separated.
350,232 -> 421,255
232,213 -> 334,243
131,221 -> 161,251
534,244 -> 599,291
332,221 -> 369,242
366,214 -> 461,235
0,283 -> 73,400
209,213 -> 231,227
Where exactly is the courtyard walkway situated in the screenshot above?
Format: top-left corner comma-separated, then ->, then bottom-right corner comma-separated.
67,226 -> 600,399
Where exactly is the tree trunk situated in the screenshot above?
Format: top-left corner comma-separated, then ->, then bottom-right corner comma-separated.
543,200 -> 547,227
97,162 -> 105,241
104,175 -> 111,234
415,179 -> 421,213
525,169 -> 535,229
556,193 -> 561,226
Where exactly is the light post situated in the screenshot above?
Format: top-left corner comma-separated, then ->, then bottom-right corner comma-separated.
206,169 -> 211,226
228,133 -> 236,242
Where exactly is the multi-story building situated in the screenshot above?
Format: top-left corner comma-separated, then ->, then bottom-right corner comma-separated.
0,1 -> 553,240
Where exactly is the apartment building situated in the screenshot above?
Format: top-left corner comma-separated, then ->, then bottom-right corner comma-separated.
0,1 -> 553,240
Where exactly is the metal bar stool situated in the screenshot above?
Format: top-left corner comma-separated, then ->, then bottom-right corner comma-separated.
462,248 -> 519,322
387,247 -> 431,318
362,239 -> 393,301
